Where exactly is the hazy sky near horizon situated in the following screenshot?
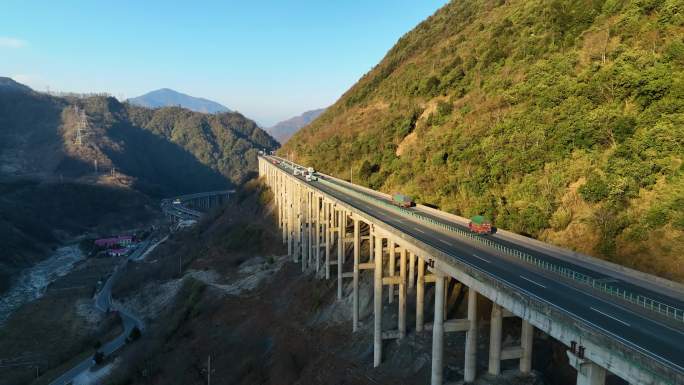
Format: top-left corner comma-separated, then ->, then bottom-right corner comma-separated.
1,1 -> 448,126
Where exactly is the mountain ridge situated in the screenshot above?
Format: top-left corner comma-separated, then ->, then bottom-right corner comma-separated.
128,88 -> 231,114
267,107 -> 326,144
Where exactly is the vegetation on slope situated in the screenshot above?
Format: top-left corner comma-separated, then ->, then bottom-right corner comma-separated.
282,0 -> 684,281
0,84 -> 279,196
0,179 -> 158,294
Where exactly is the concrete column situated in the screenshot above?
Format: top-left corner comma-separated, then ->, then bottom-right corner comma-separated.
416,257 -> 425,332
315,196 -> 320,273
287,181 -> 293,259
408,252 -> 415,290
431,272 -> 445,385
488,303 -> 503,376
399,247 -> 407,338
369,232 -> 374,262
520,320 -> 533,374
337,209 -> 343,300
293,184 -> 300,263
341,212 -> 347,264
353,218 -> 360,332
388,240 -> 395,303
373,235 -> 383,367
325,202 -> 331,279
577,362 -> 606,385
464,288 -> 478,383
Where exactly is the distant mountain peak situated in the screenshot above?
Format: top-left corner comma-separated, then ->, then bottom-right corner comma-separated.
0,77 -> 33,93
127,88 -> 230,114
267,107 -> 326,144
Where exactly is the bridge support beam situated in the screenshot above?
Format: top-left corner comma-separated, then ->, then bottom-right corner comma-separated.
373,233 -> 383,367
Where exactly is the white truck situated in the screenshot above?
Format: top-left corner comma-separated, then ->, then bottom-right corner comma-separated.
305,167 -> 318,181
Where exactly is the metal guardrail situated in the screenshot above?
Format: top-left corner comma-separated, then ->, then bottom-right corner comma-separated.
315,177 -> 684,324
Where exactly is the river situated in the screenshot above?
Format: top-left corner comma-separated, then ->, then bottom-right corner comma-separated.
0,244 -> 84,326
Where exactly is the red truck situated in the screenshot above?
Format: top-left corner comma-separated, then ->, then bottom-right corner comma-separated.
468,215 -> 492,234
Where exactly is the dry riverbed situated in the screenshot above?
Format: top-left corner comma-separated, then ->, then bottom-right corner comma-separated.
0,254 -> 123,385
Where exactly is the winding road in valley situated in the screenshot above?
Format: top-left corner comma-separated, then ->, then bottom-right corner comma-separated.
47,240 -> 153,385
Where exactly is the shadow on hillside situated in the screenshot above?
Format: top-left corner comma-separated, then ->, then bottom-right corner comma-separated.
104,122 -> 231,197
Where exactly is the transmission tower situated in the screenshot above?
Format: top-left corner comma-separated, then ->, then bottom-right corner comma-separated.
74,106 -> 89,146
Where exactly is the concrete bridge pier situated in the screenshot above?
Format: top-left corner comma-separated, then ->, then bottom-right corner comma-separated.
568,354 -> 607,385
337,209 -> 344,299
325,202 -> 331,279
488,303 -> 503,376
416,256 -> 425,332
431,270 -> 446,385
352,217 -> 360,332
315,196 -> 325,276
398,247 -> 407,338
430,274 -> 479,385
373,232 -> 383,367
464,287 -> 478,383
388,240 -> 395,303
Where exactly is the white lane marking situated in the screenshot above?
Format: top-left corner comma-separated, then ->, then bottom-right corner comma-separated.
472,254 -> 491,264
439,239 -> 450,246
519,275 -> 546,289
413,227 -> 425,234
552,279 -> 684,338
591,307 -> 631,327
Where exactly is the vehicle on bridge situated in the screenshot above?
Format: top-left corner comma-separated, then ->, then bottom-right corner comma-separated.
305,172 -> 318,182
468,215 -> 492,234
391,193 -> 414,208
172,198 -> 181,205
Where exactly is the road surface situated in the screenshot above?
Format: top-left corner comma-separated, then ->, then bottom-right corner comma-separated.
269,156 -> 684,374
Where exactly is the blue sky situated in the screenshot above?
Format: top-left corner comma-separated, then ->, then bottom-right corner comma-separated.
0,1 -> 447,126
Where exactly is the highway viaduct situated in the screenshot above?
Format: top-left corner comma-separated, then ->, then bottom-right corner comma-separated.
163,190 -> 234,222
258,155 -> 684,385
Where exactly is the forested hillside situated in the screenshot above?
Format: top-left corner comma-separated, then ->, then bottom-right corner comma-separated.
0,79 -> 278,196
282,0 -> 684,281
